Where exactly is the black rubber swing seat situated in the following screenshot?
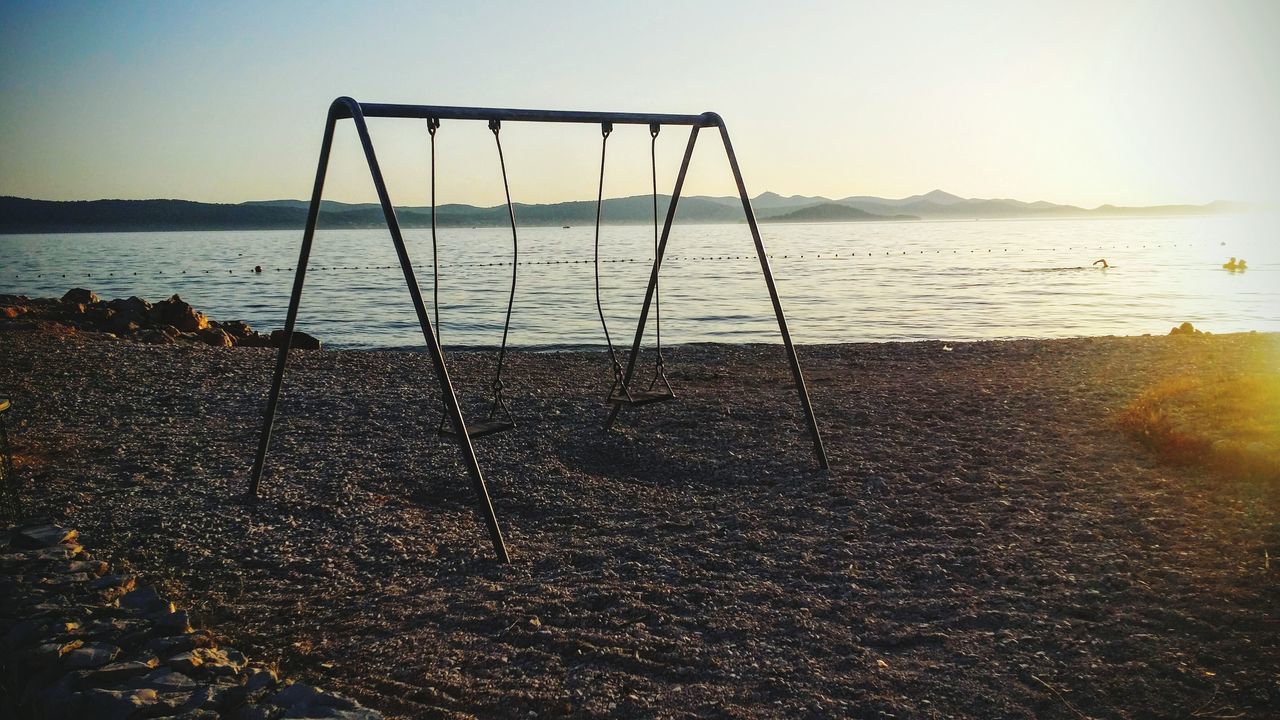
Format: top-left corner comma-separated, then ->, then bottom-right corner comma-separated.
608,387 -> 674,406
438,418 -> 515,439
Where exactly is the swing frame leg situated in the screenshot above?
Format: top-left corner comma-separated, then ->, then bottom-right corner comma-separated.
606,118 -> 829,471
247,97 -> 510,563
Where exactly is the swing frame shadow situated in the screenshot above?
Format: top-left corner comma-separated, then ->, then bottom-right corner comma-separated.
246,96 -> 830,564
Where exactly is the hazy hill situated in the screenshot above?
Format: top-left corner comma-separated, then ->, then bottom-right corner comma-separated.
745,191 -> 833,211
0,197 -> 304,233
0,191 -> 1239,234
838,189 -> 966,208
761,202 -> 919,223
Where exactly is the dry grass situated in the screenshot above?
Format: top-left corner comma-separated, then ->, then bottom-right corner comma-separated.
1118,370 -> 1280,483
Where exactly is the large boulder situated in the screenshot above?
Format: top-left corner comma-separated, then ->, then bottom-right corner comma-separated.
85,304 -> 116,329
108,313 -> 141,335
269,330 -> 321,350
220,320 -> 254,339
107,296 -> 152,325
137,328 -> 176,345
237,332 -> 273,348
0,294 -> 31,319
151,295 -> 208,333
11,524 -> 78,549
61,288 -> 98,305
197,327 -> 233,348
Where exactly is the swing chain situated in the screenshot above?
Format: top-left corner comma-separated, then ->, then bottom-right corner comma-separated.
492,376 -> 505,394
427,117 -> 441,343
650,123 -> 666,377
602,121 -> 613,138
489,117 -> 518,420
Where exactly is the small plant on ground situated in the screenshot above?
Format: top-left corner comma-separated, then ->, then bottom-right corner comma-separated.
1118,371 -> 1280,483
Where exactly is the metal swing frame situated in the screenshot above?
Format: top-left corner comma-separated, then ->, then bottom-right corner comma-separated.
246,97 -> 829,564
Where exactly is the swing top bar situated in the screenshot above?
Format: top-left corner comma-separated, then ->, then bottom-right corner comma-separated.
334,97 -> 722,128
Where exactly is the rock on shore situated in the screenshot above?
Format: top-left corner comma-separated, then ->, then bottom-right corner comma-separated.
1,521 -> 379,719
0,290 -> 320,350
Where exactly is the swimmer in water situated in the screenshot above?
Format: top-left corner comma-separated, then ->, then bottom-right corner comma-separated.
1093,258 -> 1109,269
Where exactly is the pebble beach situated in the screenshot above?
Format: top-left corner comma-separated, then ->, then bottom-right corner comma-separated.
1,302 -> 1277,718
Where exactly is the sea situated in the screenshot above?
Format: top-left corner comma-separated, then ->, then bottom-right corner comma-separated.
1,214 -> 1276,350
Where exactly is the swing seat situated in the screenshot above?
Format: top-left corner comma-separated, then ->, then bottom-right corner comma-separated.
608,386 -> 674,407
439,417 -> 515,439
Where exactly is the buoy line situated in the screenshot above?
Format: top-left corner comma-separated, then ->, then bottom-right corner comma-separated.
0,242 -> 1210,282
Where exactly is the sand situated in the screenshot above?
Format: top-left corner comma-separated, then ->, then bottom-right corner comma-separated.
1,321 -> 1277,718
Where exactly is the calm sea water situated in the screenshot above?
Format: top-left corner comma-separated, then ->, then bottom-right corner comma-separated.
1,215 -> 1276,349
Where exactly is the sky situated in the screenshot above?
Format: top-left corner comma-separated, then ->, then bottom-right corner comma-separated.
1,0 -> 1277,209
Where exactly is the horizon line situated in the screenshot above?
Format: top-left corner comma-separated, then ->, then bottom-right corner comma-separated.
0,190 -> 1245,212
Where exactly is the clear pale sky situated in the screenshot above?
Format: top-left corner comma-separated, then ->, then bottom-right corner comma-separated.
1,0 -> 1277,208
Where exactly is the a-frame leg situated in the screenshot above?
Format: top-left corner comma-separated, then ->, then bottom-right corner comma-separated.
606,119 -> 829,471
717,121 -> 828,469
247,105 -> 338,499
247,97 -> 510,563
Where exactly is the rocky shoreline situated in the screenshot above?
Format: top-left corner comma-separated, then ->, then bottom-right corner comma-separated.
0,289 -> 318,350
1,521 -> 380,719
1,312 -> 1277,718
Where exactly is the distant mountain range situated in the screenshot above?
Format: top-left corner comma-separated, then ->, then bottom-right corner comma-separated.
0,190 -> 1245,234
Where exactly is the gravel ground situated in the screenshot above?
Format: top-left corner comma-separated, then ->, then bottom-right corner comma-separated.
2,320 -> 1277,719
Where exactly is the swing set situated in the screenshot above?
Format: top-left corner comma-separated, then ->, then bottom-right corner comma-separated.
246,97 -> 829,563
